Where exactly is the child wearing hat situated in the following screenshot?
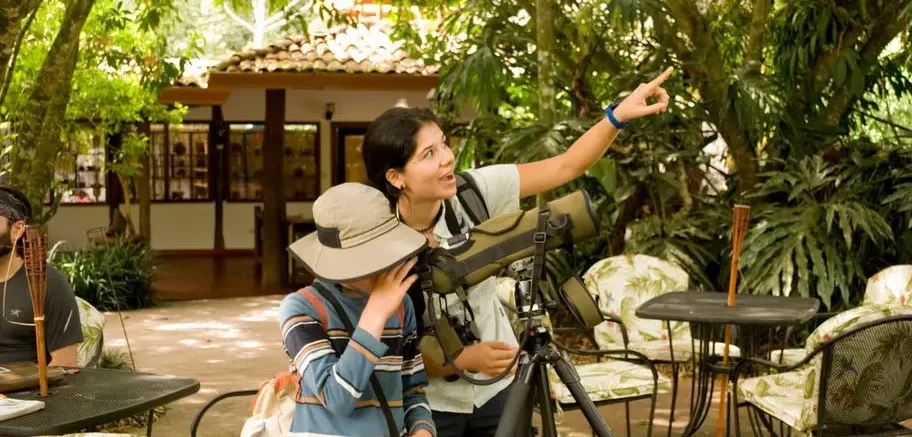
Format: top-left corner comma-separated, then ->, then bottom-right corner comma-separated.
280,183 -> 435,437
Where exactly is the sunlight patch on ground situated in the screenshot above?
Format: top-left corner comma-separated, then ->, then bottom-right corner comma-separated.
155,322 -> 235,331
237,341 -> 262,349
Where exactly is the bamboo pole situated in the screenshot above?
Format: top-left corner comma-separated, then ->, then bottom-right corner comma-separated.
22,226 -> 49,397
716,204 -> 750,437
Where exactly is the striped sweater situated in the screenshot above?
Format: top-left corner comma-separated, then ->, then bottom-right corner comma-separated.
279,281 -> 435,437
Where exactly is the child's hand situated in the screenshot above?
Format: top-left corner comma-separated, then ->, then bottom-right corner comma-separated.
360,258 -> 419,338
411,429 -> 434,437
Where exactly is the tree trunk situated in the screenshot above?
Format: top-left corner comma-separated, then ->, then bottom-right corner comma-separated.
662,0 -> 759,194
262,89 -> 287,288
535,0 -> 555,126
136,123 -> 152,242
608,185 -> 646,256
8,0 -> 97,222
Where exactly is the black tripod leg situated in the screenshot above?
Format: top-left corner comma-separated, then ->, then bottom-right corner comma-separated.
534,362 -> 558,437
496,361 -> 537,437
549,352 -> 614,437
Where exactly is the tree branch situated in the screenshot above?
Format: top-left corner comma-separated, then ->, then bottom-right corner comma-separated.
815,8 -> 912,127
0,0 -> 43,100
264,0 -> 307,27
223,3 -> 256,34
0,0 -> 43,109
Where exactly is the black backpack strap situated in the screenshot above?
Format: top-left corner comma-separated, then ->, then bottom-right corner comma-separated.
443,171 -> 490,236
454,171 -> 489,225
311,282 -> 400,437
443,198 -> 463,235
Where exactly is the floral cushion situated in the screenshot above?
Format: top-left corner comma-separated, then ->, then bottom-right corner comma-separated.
584,255 -> 690,348
738,366 -> 818,432
804,304 -> 912,353
494,277 -> 668,403
76,297 -> 105,368
548,360 -> 670,405
739,304 -> 912,432
621,338 -> 740,362
862,265 -> 912,307
770,348 -> 807,366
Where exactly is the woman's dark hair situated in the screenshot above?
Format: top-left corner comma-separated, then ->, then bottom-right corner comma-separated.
362,107 -> 440,204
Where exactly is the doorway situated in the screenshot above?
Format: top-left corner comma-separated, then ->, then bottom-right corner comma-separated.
331,123 -> 370,185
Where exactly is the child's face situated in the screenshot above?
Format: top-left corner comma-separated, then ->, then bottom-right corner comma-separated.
341,276 -> 378,294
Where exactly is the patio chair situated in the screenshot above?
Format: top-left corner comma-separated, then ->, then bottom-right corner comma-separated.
582,254 -> 740,435
76,296 -> 105,368
731,304 -> 912,436
495,276 -> 669,437
770,265 -> 912,366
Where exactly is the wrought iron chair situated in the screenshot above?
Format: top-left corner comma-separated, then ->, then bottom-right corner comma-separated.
771,265 -> 912,366
732,308 -> 912,436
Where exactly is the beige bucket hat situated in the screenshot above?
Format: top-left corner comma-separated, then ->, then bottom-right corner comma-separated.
288,183 -> 427,282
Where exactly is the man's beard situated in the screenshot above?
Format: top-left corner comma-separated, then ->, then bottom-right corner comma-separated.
0,231 -> 14,258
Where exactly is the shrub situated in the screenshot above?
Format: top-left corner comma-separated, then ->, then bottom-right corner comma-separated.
50,240 -> 156,311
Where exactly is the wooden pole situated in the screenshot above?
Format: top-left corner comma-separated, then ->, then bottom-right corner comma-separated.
34,318 -> 48,396
716,204 -> 750,437
262,89 -> 287,287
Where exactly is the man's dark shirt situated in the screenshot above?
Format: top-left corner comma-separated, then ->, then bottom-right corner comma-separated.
0,265 -> 83,364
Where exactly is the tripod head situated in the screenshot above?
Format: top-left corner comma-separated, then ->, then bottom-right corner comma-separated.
504,257 -> 552,325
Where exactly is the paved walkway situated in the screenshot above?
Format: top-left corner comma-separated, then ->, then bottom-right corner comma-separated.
103,296 -> 761,437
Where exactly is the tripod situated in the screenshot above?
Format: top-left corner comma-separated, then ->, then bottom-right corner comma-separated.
494,259 -> 615,437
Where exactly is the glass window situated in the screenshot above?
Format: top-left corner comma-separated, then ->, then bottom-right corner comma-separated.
56,126 -> 106,204
228,123 -> 319,201
149,124 -> 210,201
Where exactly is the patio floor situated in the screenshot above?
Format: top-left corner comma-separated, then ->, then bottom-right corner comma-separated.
102,295 -> 761,437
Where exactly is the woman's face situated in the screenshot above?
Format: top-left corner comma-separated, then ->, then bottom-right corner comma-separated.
388,123 -> 457,202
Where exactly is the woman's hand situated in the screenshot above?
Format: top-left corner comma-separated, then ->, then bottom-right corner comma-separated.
456,341 -> 519,377
612,67 -> 673,122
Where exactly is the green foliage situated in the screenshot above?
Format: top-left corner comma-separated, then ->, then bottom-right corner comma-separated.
50,240 -> 156,311
1,0 -> 192,221
740,153 -> 904,309
387,0 -> 912,312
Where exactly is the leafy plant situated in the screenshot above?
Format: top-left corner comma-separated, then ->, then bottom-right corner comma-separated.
739,155 -> 894,309
50,240 -> 156,311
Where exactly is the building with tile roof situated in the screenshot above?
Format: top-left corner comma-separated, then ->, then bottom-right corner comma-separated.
51,9 -> 463,291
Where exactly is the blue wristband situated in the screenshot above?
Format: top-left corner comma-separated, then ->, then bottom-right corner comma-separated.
605,101 -> 630,129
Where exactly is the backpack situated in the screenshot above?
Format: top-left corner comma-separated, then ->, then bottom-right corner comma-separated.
239,371 -> 299,437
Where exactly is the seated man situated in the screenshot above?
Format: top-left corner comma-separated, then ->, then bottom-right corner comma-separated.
0,187 -> 83,367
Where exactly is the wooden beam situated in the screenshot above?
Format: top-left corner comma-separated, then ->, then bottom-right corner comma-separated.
208,71 -> 438,91
210,106 -> 226,250
261,89 -> 287,287
157,87 -> 231,106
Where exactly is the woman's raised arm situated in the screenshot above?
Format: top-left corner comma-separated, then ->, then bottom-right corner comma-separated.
518,67 -> 673,198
